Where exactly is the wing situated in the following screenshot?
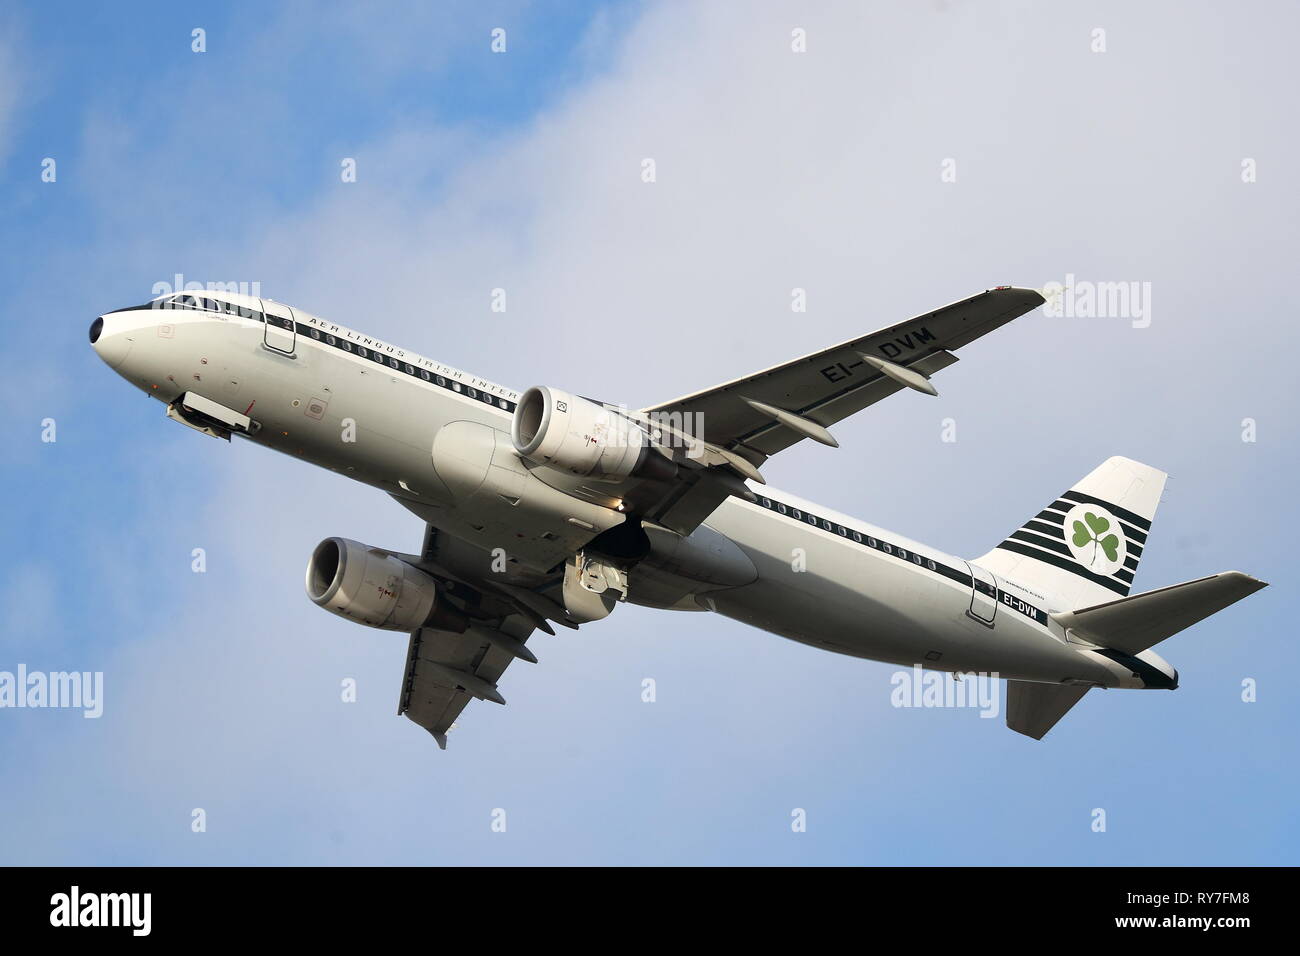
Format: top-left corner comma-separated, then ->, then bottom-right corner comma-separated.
396,524 -> 543,749
641,287 -> 1044,462
398,614 -> 537,748
622,287 -> 1044,535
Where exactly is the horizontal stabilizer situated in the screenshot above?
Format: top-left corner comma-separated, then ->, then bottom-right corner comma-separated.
1006,681 -> 1090,740
1051,571 -> 1267,656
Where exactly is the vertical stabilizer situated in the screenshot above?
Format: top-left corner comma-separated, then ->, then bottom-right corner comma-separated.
976,456 -> 1167,609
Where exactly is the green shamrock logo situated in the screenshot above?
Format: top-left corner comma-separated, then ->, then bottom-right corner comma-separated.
1071,511 -> 1120,567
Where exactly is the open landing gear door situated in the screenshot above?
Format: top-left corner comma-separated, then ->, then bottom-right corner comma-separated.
165,391 -> 258,441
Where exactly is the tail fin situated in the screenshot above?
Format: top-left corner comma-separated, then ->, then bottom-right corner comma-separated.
976,456 -> 1167,609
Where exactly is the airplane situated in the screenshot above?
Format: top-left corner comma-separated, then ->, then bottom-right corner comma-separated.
89,286 -> 1267,744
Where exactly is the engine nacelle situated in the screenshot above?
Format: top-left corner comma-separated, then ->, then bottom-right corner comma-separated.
305,537 -> 466,632
511,386 -> 675,481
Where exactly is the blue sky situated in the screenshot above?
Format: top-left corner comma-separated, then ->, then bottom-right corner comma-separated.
1,0 -> 1297,865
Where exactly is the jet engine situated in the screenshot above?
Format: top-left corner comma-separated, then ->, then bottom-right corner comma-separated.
304,537 -> 467,632
511,386 -> 675,481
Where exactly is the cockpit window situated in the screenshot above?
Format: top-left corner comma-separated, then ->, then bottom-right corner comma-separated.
106,299 -> 166,313
100,293 -> 257,318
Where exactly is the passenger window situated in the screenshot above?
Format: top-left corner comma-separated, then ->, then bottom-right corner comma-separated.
420,370 -> 430,381
852,532 -> 862,543
358,347 -> 368,358
777,504 -> 787,515
389,357 -> 399,369
326,335 -> 336,346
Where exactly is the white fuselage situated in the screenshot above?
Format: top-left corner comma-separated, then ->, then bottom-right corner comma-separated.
90,296 -> 1172,691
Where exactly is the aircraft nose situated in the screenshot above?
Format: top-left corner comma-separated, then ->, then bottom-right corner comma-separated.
90,314 -> 132,369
